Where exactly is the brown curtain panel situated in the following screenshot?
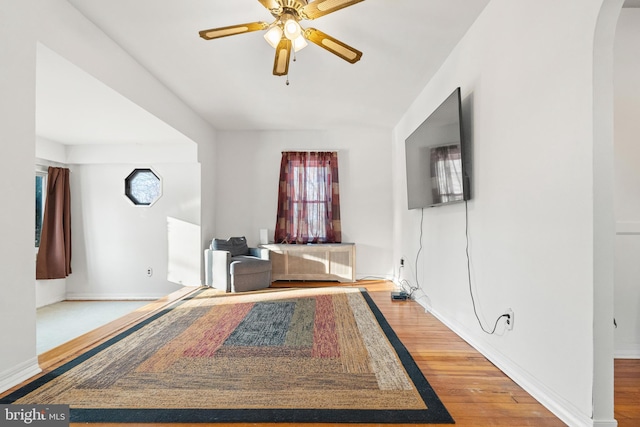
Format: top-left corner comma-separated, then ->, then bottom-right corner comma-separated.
36,167 -> 72,279
274,151 -> 341,244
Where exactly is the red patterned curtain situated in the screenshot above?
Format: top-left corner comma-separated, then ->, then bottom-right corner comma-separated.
275,152 -> 341,244
36,167 -> 72,279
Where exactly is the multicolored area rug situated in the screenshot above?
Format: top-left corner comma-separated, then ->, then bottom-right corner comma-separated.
2,287 -> 454,424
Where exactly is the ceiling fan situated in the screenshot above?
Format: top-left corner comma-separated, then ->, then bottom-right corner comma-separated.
199,0 -> 365,77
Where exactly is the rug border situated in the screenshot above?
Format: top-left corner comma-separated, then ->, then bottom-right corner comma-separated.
2,288 -> 455,424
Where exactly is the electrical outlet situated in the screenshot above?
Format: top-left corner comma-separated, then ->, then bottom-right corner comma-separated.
400,258 -> 405,267
505,308 -> 514,331
147,267 -> 153,277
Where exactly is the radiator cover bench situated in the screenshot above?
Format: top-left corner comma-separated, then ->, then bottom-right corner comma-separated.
261,243 -> 355,283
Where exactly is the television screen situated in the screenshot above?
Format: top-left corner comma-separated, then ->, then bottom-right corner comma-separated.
405,87 -> 470,209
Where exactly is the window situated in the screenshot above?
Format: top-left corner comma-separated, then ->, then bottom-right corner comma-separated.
275,152 -> 341,244
35,173 -> 46,248
125,168 -> 162,206
290,164 -> 329,239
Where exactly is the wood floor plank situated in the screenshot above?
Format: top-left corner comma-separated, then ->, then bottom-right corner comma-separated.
2,280 -> 635,426
615,359 -> 640,427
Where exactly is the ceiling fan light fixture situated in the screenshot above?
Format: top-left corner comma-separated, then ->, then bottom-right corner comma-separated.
292,34 -> 308,52
264,25 -> 283,48
200,0 -> 367,77
283,17 -> 302,41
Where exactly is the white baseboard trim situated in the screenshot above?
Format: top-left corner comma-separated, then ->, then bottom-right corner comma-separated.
64,294 -> 160,301
356,274 -> 394,282
0,357 -> 41,394
593,419 -> 619,427
616,221 -> 640,235
424,303 -> 598,427
614,345 -> 640,359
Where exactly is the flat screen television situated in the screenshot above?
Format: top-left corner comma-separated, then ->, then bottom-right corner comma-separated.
405,87 -> 470,209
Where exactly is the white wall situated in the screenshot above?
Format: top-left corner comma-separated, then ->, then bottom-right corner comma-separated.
29,0 -> 219,300
392,1 -> 612,425
33,142 -> 204,303
34,139 -> 202,303
0,0 -> 42,392
65,144 -> 201,299
36,137 -> 66,164
614,8 -> 640,358
198,133 -> 217,275
215,129 -> 394,279
1,0 -> 217,393
36,0 -> 218,277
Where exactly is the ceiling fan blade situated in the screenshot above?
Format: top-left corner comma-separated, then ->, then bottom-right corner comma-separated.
273,38 -> 292,76
199,22 -> 268,40
257,0 -> 282,13
304,28 -> 362,64
301,0 -> 365,20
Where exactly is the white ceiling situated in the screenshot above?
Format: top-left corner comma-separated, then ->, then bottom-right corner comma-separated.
37,0 -> 489,144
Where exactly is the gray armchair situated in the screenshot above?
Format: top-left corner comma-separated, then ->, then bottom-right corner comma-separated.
203,236 -> 272,292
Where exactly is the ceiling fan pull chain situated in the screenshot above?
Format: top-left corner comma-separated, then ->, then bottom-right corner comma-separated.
287,49 -> 297,85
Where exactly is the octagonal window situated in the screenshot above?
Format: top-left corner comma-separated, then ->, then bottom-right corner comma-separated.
125,168 -> 162,206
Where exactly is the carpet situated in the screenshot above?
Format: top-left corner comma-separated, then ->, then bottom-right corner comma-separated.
2,287 -> 454,424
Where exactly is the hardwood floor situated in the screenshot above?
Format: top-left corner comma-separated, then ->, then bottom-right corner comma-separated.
615,359 -> 640,427
3,280 -> 637,426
